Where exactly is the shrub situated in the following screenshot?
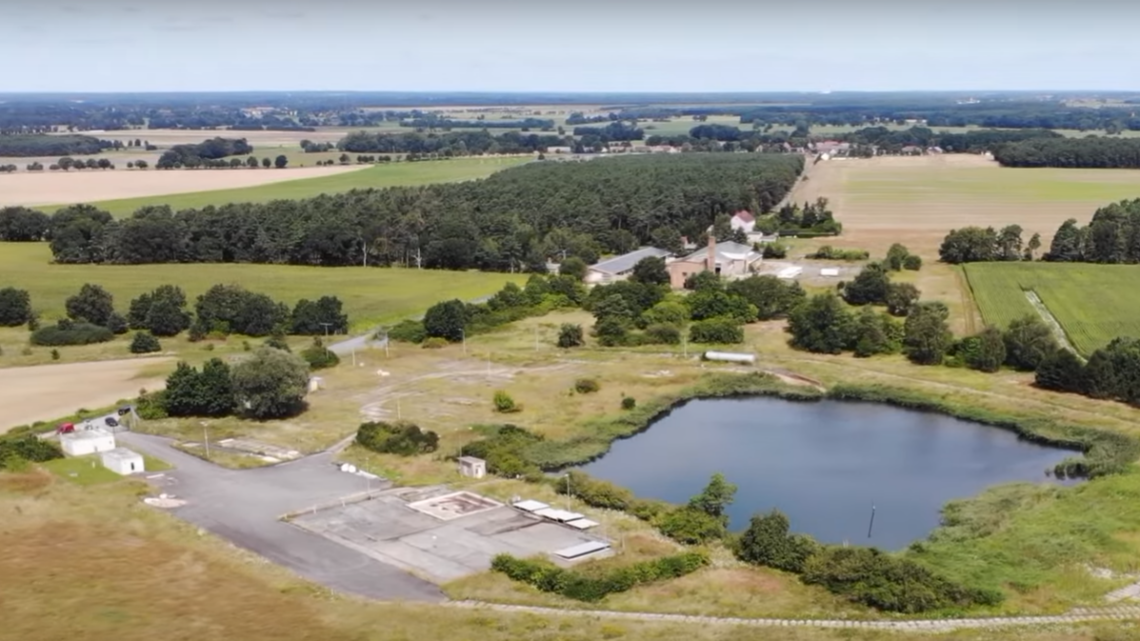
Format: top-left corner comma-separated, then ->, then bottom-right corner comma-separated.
809,245 -> 870,261
356,420 -> 439,455
644,323 -> 681,345
762,242 -> 788,259
493,390 -> 519,413
231,347 -> 310,420
136,390 -> 169,420
574,378 -> 600,394
386,319 -> 426,344
557,323 -> 584,348
460,424 -> 544,478
300,337 -> 340,369
903,254 -> 923,270
129,331 -> 162,354
491,551 -> 708,602
801,546 -> 1001,613
655,507 -> 725,544
736,510 -> 819,573
423,299 -> 467,341
0,433 -> 63,468
689,318 -> 744,344
264,334 -> 291,352
31,320 -> 114,346
0,287 -> 32,326
50,349 -> 60,361
621,397 -> 636,410
421,336 -> 449,349
554,471 -> 633,511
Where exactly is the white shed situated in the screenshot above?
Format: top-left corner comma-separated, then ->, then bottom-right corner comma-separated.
60,429 -> 116,457
101,448 -> 145,475
458,456 -> 487,479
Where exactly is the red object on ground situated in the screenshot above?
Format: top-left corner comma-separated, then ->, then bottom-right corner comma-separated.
57,423 -> 75,434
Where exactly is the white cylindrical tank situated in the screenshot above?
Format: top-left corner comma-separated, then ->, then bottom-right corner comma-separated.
703,351 -> 756,364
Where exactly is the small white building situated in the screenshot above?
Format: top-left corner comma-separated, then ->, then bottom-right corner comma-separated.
458,456 -> 487,479
101,447 -> 145,475
60,429 -> 116,457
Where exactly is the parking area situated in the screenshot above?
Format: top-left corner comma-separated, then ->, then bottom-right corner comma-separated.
290,486 -> 610,583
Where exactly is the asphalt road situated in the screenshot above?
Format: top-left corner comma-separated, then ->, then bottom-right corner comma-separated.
118,432 -> 444,602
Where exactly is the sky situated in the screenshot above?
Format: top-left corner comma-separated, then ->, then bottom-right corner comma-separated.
1,0 -> 1138,93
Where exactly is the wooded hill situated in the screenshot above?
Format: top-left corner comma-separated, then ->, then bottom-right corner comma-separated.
39,153 -> 804,270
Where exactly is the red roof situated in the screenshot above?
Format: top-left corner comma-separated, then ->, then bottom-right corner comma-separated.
733,210 -> 755,223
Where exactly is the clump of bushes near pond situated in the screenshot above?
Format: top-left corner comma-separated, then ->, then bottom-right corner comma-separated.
356,421 -> 439,456
490,551 -> 709,602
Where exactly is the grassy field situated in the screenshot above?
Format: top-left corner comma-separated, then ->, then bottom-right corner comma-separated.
1,242 -> 524,330
44,157 -> 529,218
964,262 -> 1140,354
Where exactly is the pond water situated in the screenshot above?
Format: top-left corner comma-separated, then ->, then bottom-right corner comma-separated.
578,397 -> 1077,550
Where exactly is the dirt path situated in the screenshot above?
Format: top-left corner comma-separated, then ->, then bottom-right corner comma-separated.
0,357 -> 172,432
446,601 -> 1140,631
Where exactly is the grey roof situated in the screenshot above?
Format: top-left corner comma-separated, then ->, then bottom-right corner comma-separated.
588,247 -> 671,275
100,447 -> 142,463
682,241 -> 762,263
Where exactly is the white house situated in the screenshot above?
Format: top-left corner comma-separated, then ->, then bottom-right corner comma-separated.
60,429 -> 116,457
101,447 -> 145,475
730,210 -> 756,234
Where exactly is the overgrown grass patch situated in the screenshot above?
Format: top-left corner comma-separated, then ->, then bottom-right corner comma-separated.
39,456 -> 123,486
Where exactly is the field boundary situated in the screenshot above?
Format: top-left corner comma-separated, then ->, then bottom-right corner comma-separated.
448,601 -> 1140,632
1024,289 -> 1082,357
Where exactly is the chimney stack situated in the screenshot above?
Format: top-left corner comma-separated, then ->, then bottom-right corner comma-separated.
706,233 -> 717,273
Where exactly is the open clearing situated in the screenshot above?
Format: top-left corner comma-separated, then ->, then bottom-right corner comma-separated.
0,242 -> 524,330
0,164 -> 368,207
0,357 -> 171,432
964,262 -> 1140,355
36,156 -> 527,217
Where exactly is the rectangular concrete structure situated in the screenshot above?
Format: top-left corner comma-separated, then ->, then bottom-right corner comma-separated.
291,487 -> 608,583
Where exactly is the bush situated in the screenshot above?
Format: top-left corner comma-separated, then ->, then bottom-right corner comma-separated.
809,245 -> 870,261
762,242 -> 788,259
574,378 -> 600,394
655,506 -> 726,544
51,349 -> 60,361
493,390 -> 519,413
300,337 -> 340,369
0,433 -> 63,468
421,336 -> 449,349
903,254 -> 923,270
491,551 -> 708,602
557,323 -> 584,348
801,546 -> 1000,613
356,420 -> 439,455
621,397 -> 636,410
386,319 -> 426,344
423,299 -> 467,341
689,318 -> 744,344
0,287 -> 32,326
644,323 -> 681,345
30,320 -> 114,346
264,334 -> 291,352
129,331 -> 162,354
736,510 -> 819,573
554,470 -> 633,511
231,347 -> 310,419
136,390 -> 169,420
460,424 -> 544,478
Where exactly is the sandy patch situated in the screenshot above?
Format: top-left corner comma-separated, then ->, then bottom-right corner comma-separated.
0,164 -> 368,207
0,357 -> 172,432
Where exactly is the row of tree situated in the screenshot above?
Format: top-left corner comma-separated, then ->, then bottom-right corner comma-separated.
993,137 -> 1140,168
41,154 -> 804,269
159,348 -> 311,420
938,225 -> 1043,264
0,134 -> 115,157
1045,199 -> 1140,263
155,137 -> 255,169
336,129 -> 566,155
1037,337 -> 1140,408
0,282 -> 348,341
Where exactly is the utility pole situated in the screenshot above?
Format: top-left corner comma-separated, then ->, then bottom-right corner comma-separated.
201,421 -> 210,460
534,325 -> 539,351
461,329 -> 467,355
867,503 -> 876,539
319,322 -> 332,338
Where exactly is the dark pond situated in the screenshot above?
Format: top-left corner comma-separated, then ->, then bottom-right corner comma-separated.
578,397 -> 1078,550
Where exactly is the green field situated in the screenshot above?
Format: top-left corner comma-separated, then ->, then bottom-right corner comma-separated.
964,262 -> 1140,354
46,157 -> 528,218
1,242 -> 523,330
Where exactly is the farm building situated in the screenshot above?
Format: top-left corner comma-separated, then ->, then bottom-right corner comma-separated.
60,429 -> 116,457
585,247 -> 672,284
101,447 -> 145,475
666,236 -> 764,289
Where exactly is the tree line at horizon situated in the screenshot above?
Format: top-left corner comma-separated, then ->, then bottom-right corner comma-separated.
0,154 -> 804,271
992,137 -> 1140,168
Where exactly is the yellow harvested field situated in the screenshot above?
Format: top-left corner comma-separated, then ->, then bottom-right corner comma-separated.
789,155 -> 1140,257
0,164 -> 367,207
0,357 -> 172,432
